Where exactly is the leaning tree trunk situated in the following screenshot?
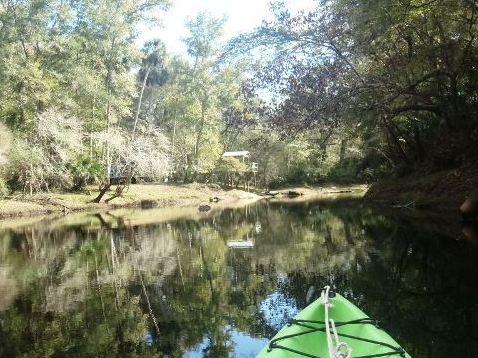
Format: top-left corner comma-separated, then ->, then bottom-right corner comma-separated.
92,181 -> 112,203
132,67 -> 151,141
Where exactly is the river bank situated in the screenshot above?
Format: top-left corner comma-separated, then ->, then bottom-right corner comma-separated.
264,184 -> 368,202
364,164 -> 478,209
0,183 -> 370,221
0,183 -> 261,219
3,172 -> 474,221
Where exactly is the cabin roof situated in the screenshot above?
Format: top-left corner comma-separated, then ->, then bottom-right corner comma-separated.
223,151 -> 250,158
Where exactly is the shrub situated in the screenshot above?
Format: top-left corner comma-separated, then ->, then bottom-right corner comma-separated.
4,109 -> 83,193
327,158 -> 362,183
215,157 -> 248,173
68,157 -> 104,191
5,138 -> 66,193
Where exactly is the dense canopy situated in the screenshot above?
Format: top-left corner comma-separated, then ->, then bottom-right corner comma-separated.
1,0 -> 478,196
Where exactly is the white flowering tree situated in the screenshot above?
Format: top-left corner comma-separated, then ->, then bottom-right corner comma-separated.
0,123 -> 11,167
4,109 -> 83,194
0,123 -> 12,195
92,126 -> 170,202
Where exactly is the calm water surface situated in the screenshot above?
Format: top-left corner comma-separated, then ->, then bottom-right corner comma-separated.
0,199 -> 477,357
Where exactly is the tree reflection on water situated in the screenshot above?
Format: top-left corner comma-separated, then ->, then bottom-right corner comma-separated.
0,200 -> 477,357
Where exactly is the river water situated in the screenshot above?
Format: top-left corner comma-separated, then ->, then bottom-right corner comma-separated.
0,199 -> 477,357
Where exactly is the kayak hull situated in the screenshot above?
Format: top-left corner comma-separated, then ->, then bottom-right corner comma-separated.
258,293 -> 410,358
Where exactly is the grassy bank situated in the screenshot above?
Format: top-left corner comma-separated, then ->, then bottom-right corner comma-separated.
0,183 -> 261,219
0,183 -> 370,221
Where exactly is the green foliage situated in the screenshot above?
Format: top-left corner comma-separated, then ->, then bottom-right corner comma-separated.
0,0 -> 171,196
136,13 -> 263,184
328,158 -> 363,183
68,157 -> 104,191
216,157 -> 248,173
227,0 -> 478,181
5,0 -> 476,191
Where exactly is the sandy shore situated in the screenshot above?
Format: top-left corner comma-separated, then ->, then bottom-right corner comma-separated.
0,183 -> 262,220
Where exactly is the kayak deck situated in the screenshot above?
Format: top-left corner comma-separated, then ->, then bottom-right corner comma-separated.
258,293 -> 410,358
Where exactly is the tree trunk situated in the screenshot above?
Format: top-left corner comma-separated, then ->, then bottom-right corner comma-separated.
413,121 -> 425,162
132,67 -> 151,141
92,182 -> 112,203
339,139 -> 347,162
104,37 -> 116,183
194,92 -> 207,165
171,108 -> 177,175
89,84 -> 97,161
105,98 -> 112,180
89,108 -> 95,161
105,185 -> 126,203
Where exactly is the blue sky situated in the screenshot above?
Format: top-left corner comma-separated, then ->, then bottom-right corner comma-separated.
139,0 -> 316,54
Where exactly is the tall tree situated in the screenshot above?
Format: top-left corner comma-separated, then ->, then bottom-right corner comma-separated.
226,0 -> 478,174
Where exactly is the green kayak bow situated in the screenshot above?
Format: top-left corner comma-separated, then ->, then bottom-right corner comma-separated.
258,287 -> 410,358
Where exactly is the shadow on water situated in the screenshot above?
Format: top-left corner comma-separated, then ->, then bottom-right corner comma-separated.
0,199 -> 477,357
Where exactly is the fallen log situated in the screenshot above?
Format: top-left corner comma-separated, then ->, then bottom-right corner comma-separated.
283,190 -> 303,198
